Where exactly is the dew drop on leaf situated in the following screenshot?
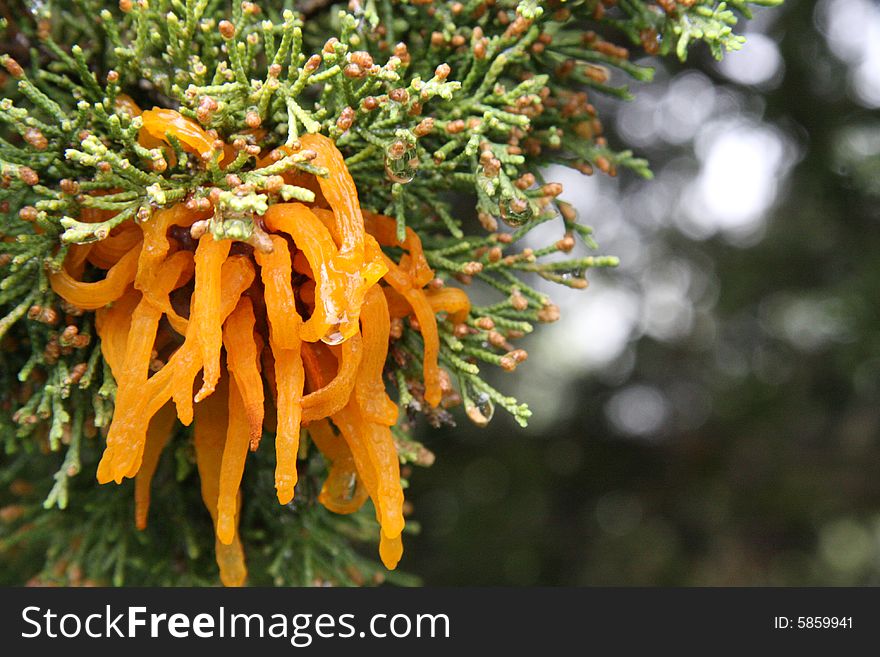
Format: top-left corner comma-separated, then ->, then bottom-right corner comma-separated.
499,196 -> 534,227
384,139 -> 419,183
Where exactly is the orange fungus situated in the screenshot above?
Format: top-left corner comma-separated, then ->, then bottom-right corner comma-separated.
47,106 -> 472,583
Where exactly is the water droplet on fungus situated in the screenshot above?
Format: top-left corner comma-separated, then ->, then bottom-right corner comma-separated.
328,471 -> 358,503
321,326 -> 346,346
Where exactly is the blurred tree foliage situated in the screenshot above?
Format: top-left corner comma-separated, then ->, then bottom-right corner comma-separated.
406,0 -> 880,586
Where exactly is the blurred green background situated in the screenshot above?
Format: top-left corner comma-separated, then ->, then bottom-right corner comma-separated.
405,0 -> 880,586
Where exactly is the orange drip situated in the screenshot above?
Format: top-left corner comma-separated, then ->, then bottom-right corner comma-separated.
309,420 -> 368,515
223,298 -> 265,448
133,402 -> 177,530
193,377 -> 247,586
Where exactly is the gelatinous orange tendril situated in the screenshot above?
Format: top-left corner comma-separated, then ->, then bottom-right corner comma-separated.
299,133 -> 365,271
49,242 -> 142,310
88,225 -> 142,270
223,298 -> 265,449
356,286 -> 399,426
141,108 -> 217,160
134,402 -> 177,531
425,286 -> 471,325
301,336 -> 363,422
194,377 -> 247,587
216,376 -> 251,545
192,234 -> 231,403
308,420 -> 369,515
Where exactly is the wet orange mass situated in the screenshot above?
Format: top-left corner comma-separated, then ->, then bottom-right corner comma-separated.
48,104 -> 470,586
